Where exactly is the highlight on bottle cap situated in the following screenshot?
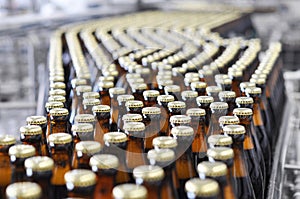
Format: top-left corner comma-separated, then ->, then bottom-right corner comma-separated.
49,89 -> 66,96
167,101 -> 186,109
75,141 -> 102,154
26,116 -> 47,125
209,102 -> 229,110
103,132 -> 128,143
90,154 -> 119,169
218,91 -> 236,99
109,87 -> 126,96
92,104 -> 111,113
50,82 -> 66,89
233,107 -> 253,116
152,136 -> 178,149
142,107 -> 161,115
186,108 -> 206,116
207,134 -> 233,146
133,165 -> 165,182
143,90 -> 160,98
6,182 -> 42,199
164,85 -> 181,93
71,123 -> 94,133
218,116 -> 239,125
48,133 -> 72,144
0,134 -> 16,146
245,87 -> 262,95
83,91 -> 100,99
123,122 -> 146,132
45,101 -> 64,109
112,183 -> 147,199
207,147 -> 234,160
48,95 -> 66,103
190,81 -> 207,89
20,125 -> 42,135
196,96 -> 214,104
117,94 -> 135,103
185,178 -> 219,197
235,97 -> 254,105
125,100 -> 144,108
9,144 -> 36,158
76,85 -> 92,95
64,169 -> 96,187
197,161 -> 227,177
147,148 -> 175,163
25,156 -> 54,171
98,81 -> 114,89
157,95 -> 175,103
75,114 -> 95,123
223,124 -> 246,135
170,115 -> 191,124
49,108 -> 69,116
171,126 -> 194,137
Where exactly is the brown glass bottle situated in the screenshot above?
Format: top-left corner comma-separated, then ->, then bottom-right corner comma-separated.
164,85 -> 181,101
228,69 -> 243,97
98,81 -> 114,106
207,102 -> 228,138
72,141 -> 101,169
49,108 -> 71,135
112,183 -> 147,199
216,78 -> 232,92
199,68 -> 214,85
45,102 -> 64,137
157,79 -> 174,95
109,87 -> 126,131
116,94 -> 135,132
218,116 -> 240,135
157,95 -> 175,136
207,134 -> 233,148
143,90 -> 160,107
125,100 -> 144,115
69,79 -> 88,122
64,169 -> 96,199
171,126 -> 196,199
239,82 -> 256,97
198,161 -> 237,199
196,96 -> 214,134
223,124 -> 257,199
76,85 -> 93,115
48,133 -> 73,199
6,182 -> 42,199
26,116 -> 49,156
131,83 -> 147,103
20,125 -> 44,156
103,132 -> 130,184
186,108 -> 208,167
133,165 -> 165,199
219,91 -> 236,116
172,67 -> 186,91
206,86 -> 222,102
83,98 -> 101,114
25,156 -> 54,199
0,135 -> 16,197
185,178 -> 220,199
190,81 -> 207,96
71,123 -> 94,145
92,105 -> 111,145
181,91 -> 198,110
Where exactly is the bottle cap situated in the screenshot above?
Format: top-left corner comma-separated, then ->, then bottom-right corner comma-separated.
210,102 -> 228,110
250,77 -> 266,85
185,72 -> 198,79
199,69 -> 213,76
112,184 -> 147,199
117,94 -> 135,103
207,147 -> 234,160
92,105 -> 111,113
216,78 -> 232,85
24,156 -> 54,171
197,161 -> 227,177
196,96 -> 214,104
181,91 -> 198,99
49,76 -> 64,82
122,114 -> 143,122
171,126 -> 194,137
83,92 -> 100,99
98,81 -> 114,89
152,136 -> 178,149
0,135 -> 16,146
64,169 -> 96,187
142,107 -> 161,115
83,99 -> 101,106
233,107 -> 253,116
218,91 -> 236,99
48,133 -> 72,144
206,86 -> 222,94
26,116 -> 47,125
215,74 -> 229,81
9,144 -> 36,158
131,83 -> 147,90
143,90 -> 160,98
75,114 -> 95,123
124,122 -> 145,132
157,79 -> 174,86
245,87 -> 262,94
104,132 -> 128,143
126,73 -> 141,79
164,85 -> 181,93
99,76 -> 114,82
185,178 -> 219,197
170,115 -> 191,124
76,85 -> 92,95
71,78 -> 87,88
20,125 -> 42,135
228,70 -> 243,77
45,101 -> 64,110
48,95 -> 66,103
207,135 -> 233,146
235,97 -> 253,105
109,87 -> 126,95
133,165 -> 164,182
49,89 -> 66,96
147,148 -> 175,162
167,101 -> 186,109
223,124 -> 246,135
190,81 -> 207,89
157,95 -> 175,103
127,78 -> 144,85
50,108 -> 69,116
72,123 -> 94,133
75,141 -> 102,154
50,82 -> 66,89
6,182 -> 41,199
103,70 -> 119,77
186,108 -> 206,116
125,100 -> 144,108
218,116 -> 239,125
240,82 -> 256,92
90,154 -> 119,169
172,67 -> 186,74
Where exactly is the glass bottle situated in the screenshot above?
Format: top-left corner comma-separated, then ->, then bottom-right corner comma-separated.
72,141 -> 101,169
48,133 -> 73,199
131,83 -> 147,103
82,98 -> 101,114
218,91 -> 236,116
69,79 -> 88,122
98,81 -> 114,106
218,116 -> 240,135
228,69 -> 243,97
196,96 -> 214,135
76,85 -> 93,115
164,85 -> 181,101
71,123 -> 94,145
116,94 -> 135,132
198,68 -> 214,85
206,86 -> 222,102
0,135 -> 16,197
133,165 -> 165,199
157,79 -> 174,95
20,125 -> 44,156
143,90 -> 160,107
25,156 -> 54,199
92,105 -> 111,145
49,108 -> 71,135
216,78 -> 232,91
169,115 -> 191,135
45,102 -> 64,137
185,178 -> 220,199
109,87 -> 126,131
197,161 -> 237,199
172,67 -> 186,91
48,95 -> 66,108
207,134 -> 233,148
90,154 -> 119,199
74,114 -> 95,127
207,102 -> 228,138
157,95 -> 175,136
190,81 -> 207,96
64,169 -> 96,199
125,100 -> 144,115
6,182 -> 42,199
112,183 -> 147,199
239,82 -> 255,97
181,91 -> 198,110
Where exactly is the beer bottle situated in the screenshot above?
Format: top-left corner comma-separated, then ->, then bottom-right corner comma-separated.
48,95 -> 66,108
126,78 -> 144,95
24,156 -> 54,199
143,90 -> 160,107
228,69 -> 243,97
83,91 -> 100,100
76,85 -> 92,115
123,122 -> 146,173
216,78 -> 232,91
184,77 -> 200,91
198,68 -> 214,85
190,81 -> 207,96
112,183 -> 147,199
26,116 -> 49,156
196,96 -> 214,135
103,132 -> 130,184
186,108 -> 208,167
207,134 -> 233,148
185,178 -> 220,199
45,102 -> 64,137
164,85 -> 181,101
90,154 -> 119,199
49,108 -> 71,135
197,161 -> 237,199
9,144 -> 35,183
98,81 -> 114,106
109,87 -> 126,131
71,123 -> 94,145
131,83 -> 147,103
125,100 -> 144,115
157,79 -> 174,95
147,149 -> 179,199
181,91 -> 198,110
6,182 -> 41,199
218,115 -> 240,134
172,67 -> 186,91
239,82 -> 255,97
157,95 -> 175,136
206,86 -> 222,102
223,124 -> 257,199
92,105 -> 111,145
20,125 -> 43,156
72,141 -> 101,169
218,91 -> 236,116
169,115 -> 191,134
121,73 -> 141,93
69,79 -> 88,122
64,169 -> 96,199
207,102 -> 228,137
0,135 -> 16,197
83,99 -> 101,114
133,165 -> 165,199
75,114 -> 95,127
171,126 -> 196,199
116,94 -> 135,132
48,133 -> 72,199
136,67 -> 153,89
142,107 -> 161,153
